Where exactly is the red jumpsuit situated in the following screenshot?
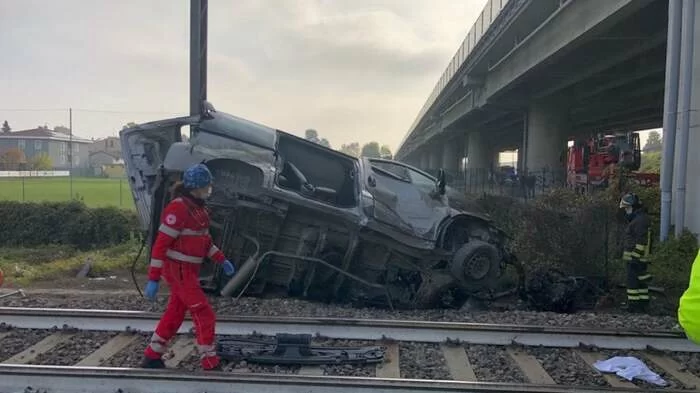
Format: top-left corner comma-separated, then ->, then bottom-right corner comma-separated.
143,195 -> 227,370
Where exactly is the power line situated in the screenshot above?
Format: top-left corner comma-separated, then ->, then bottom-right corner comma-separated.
0,107 -> 183,115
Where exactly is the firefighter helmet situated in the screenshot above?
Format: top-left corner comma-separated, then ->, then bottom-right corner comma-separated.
619,192 -> 641,209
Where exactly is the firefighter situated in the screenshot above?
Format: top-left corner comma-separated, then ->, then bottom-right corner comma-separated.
679,248 -> 700,344
619,192 -> 652,312
141,163 -> 236,370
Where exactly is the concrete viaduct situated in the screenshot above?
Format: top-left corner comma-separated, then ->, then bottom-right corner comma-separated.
394,0 -> 699,236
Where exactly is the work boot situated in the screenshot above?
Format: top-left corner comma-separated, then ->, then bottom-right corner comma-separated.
140,356 -> 166,369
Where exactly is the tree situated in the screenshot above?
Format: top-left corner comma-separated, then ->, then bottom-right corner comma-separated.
304,129 -> 332,149
29,153 -> 53,170
0,148 -> 26,170
643,131 -> 662,152
305,129 -> 319,141
640,151 -> 661,174
121,122 -> 138,130
339,142 -> 360,157
1,121 -> 10,133
380,145 -> 393,159
361,142 -> 381,158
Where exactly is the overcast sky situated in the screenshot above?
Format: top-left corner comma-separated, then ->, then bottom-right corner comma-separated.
0,0 -> 494,152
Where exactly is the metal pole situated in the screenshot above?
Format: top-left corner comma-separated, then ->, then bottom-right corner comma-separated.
190,0 -> 208,117
674,0 -> 695,237
69,107 -> 73,199
660,0 -> 682,241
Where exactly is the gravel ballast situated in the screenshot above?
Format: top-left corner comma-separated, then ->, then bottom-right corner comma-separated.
2,292 -> 681,331
522,346 -> 608,386
399,342 -> 451,380
465,344 -> 527,383
0,328 -> 52,362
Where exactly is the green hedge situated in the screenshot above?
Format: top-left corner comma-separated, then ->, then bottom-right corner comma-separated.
475,179 -> 698,304
0,200 -> 140,249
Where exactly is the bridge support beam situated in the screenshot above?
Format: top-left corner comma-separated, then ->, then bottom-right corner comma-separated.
441,137 -> 463,173
419,150 -> 430,170
525,97 -> 570,172
466,131 -> 493,170
427,144 -> 442,172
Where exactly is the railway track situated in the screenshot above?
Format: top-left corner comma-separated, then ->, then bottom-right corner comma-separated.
0,307 -> 699,393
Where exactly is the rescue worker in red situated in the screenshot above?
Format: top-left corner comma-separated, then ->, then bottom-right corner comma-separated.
141,163 -> 236,370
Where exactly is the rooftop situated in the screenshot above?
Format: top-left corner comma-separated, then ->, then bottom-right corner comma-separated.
0,127 -> 92,143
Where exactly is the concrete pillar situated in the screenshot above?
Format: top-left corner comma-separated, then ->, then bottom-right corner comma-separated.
428,143 -> 442,171
466,131 -> 492,169
525,97 -> 570,172
441,137 -> 462,172
419,150 -> 430,170
675,1 -> 700,235
516,148 -> 523,174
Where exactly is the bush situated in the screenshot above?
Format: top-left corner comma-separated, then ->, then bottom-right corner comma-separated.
475,181 -> 697,306
649,229 -> 698,300
0,200 -> 140,250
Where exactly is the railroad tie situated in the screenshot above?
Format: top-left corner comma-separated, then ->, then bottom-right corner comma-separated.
574,350 -> 638,389
163,336 -> 196,368
74,333 -> 139,367
2,332 -> 75,365
644,354 -> 700,390
506,347 -> 556,385
440,344 -> 477,381
375,342 -> 400,379
298,365 -> 325,376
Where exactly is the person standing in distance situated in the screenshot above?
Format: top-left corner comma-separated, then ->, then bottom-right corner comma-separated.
141,163 -> 236,370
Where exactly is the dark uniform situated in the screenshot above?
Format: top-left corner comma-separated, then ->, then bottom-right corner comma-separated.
620,194 -> 652,311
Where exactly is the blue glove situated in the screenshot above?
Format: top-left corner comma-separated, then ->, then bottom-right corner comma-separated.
222,260 -> 236,276
144,280 -> 159,300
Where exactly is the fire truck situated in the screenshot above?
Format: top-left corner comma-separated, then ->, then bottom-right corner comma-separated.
566,131 -> 659,193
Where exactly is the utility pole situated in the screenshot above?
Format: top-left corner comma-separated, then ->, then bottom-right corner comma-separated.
69,107 -> 73,199
190,0 -> 208,118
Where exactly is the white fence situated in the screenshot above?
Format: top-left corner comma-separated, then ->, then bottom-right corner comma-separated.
0,170 -> 70,178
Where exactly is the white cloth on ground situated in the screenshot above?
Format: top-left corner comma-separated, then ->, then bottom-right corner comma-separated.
593,356 -> 667,386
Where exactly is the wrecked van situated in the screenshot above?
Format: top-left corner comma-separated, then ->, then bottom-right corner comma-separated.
120,103 -> 518,309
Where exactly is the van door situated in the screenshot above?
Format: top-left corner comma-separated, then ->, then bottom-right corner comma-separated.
119,117 -> 193,232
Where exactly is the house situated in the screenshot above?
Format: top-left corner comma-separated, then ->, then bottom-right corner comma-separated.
0,126 -> 91,170
88,150 -> 125,177
89,136 -> 121,157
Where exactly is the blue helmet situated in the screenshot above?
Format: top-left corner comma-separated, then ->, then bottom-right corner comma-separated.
183,163 -> 213,189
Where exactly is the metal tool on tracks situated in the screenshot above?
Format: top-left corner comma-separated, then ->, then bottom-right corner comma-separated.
216,333 -> 386,365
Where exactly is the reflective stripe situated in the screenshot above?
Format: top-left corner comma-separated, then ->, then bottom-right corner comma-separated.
208,245 -> 220,258
627,289 -> 640,294
197,344 -> 216,357
635,244 -> 646,252
638,294 -> 650,300
638,274 -> 653,281
150,259 -> 163,268
166,249 -> 203,264
149,333 -> 168,354
181,228 -> 208,236
628,295 -> 640,300
159,223 -> 180,237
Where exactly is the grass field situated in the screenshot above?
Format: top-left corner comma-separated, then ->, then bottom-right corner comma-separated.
0,177 -> 134,209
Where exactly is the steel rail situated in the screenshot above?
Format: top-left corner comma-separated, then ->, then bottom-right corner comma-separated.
0,364 -> 687,393
0,307 -> 698,352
